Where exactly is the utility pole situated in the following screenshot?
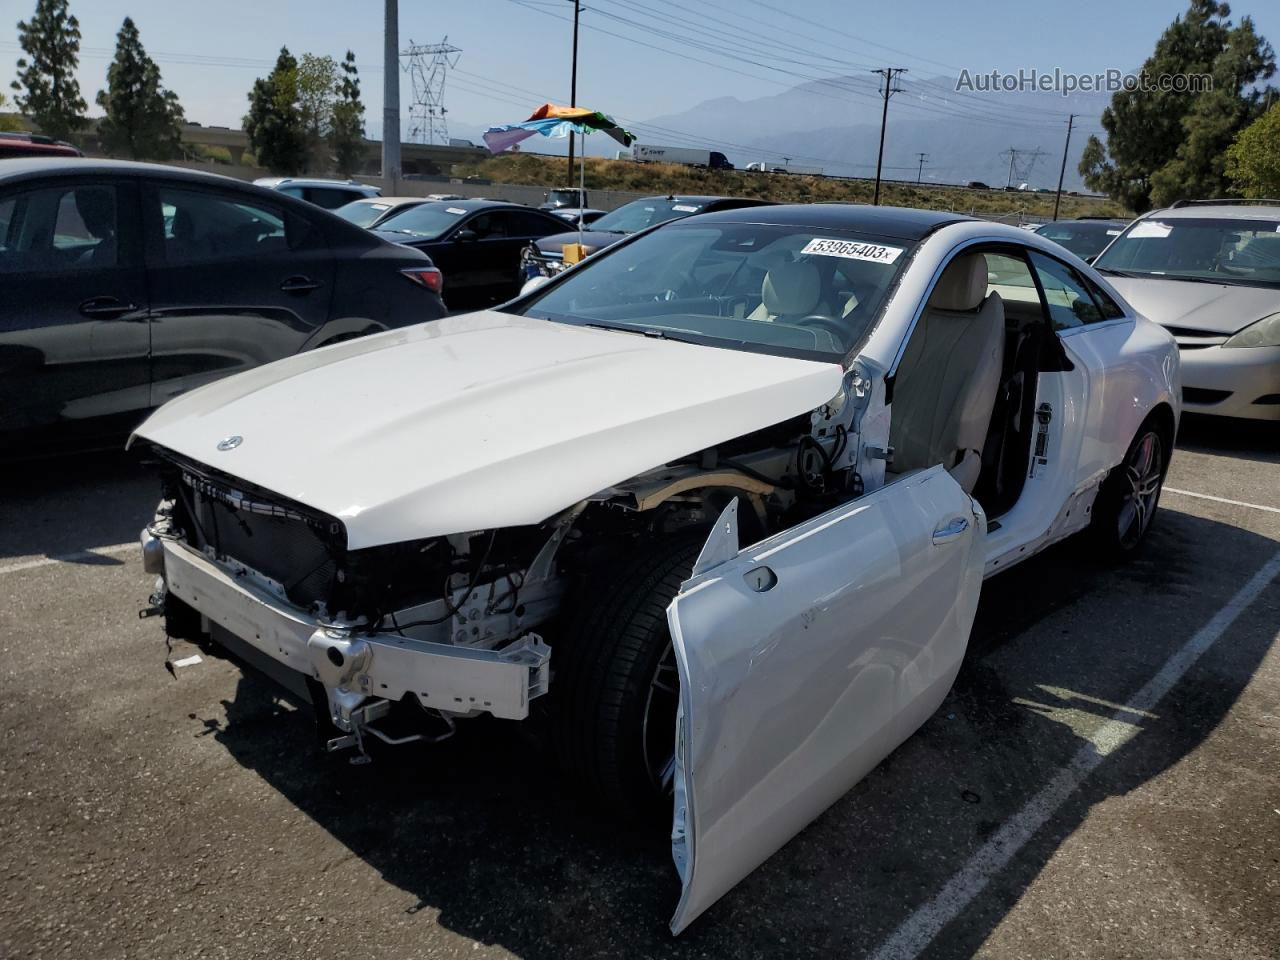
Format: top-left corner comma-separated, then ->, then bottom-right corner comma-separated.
1053,114 -> 1076,221
382,0 -> 401,186
871,67 -> 907,205
1004,147 -> 1019,190
567,0 -> 581,182
915,152 -> 929,185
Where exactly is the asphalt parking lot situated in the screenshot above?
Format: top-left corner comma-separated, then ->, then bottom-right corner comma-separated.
1,416 -> 1277,960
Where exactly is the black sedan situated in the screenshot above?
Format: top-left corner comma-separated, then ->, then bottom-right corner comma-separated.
0,158 -> 447,460
1033,218 -> 1130,262
521,195 -> 774,280
371,199 -> 569,310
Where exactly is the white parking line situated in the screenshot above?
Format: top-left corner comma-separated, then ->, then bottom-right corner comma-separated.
0,542 -> 136,575
868,546 -> 1280,960
1165,487 -> 1280,515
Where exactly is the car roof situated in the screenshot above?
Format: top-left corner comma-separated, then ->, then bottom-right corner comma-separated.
0,157 -> 260,186
253,176 -> 374,189
348,195 -> 424,206
688,203 -> 973,240
431,198 -> 549,213
1145,202 -> 1280,222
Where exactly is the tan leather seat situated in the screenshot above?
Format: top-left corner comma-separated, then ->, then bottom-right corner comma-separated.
889,253 -> 1005,494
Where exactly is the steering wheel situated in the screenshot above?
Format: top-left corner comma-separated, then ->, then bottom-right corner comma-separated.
795,314 -> 848,342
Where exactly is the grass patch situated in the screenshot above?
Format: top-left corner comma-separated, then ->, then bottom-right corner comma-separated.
452,154 -> 1129,220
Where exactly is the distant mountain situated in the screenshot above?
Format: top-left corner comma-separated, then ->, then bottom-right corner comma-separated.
636,73 -> 1114,191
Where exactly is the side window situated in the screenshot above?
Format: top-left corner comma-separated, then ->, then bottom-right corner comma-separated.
304,187 -> 357,210
1081,276 -> 1126,320
466,213 -> 502,239
0,184 -> 118,273
983,252 -> 1041,306
1028,251 -> 1104,330
510,212 -> 562,237
156,186 -> 304,264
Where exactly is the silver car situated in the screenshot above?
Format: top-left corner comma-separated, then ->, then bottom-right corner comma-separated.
1093,200 -> 1280,421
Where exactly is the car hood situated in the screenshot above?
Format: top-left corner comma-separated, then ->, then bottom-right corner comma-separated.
1104,275 -> 1280,335
531,230 -> 627,257
133,311 -> 842,550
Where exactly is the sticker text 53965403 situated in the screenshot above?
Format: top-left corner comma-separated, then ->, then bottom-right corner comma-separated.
801,237 -> 905,264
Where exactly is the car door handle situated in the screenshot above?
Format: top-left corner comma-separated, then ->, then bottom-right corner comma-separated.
78,296 -> 141,319
280,275 -> 322,293
931,516 -> 970,545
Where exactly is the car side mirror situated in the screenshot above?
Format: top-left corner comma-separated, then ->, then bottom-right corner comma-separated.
455,228 -> 478,242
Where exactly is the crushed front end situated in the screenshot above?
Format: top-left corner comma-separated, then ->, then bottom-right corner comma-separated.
140,448 -> 555,759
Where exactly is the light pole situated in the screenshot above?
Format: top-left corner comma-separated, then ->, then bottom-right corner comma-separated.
382,0 -> 401,187
567,0 -> 580,183
1052,115 -> 1076,222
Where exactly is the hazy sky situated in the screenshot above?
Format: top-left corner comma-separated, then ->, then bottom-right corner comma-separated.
3,0 -> 1277,144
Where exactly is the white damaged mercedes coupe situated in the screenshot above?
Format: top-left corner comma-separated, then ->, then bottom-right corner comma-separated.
132,204 -> 1180,933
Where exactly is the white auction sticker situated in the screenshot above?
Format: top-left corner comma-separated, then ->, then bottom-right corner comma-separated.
1129,221 -> 1171,239
801,237 -> 904,263
445,207 -> 467,215
672,204 -> 701,213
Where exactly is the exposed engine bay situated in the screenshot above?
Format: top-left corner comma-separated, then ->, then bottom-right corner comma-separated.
140,366 -> 872,756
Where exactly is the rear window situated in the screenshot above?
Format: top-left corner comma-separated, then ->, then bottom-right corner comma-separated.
376,202 -> 469,240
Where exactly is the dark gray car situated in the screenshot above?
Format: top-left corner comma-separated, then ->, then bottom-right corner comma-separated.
0,159 -> 446,459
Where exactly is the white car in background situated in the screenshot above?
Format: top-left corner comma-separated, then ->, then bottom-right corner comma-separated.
133,204 -> 1179,933
1093,199 -> 1280,421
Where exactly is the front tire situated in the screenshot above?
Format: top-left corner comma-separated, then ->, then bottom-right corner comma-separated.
1090,418 -> 1167,558
554,534 -> 701,819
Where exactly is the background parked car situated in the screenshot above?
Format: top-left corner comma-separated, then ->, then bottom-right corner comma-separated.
552,206 -> 607,226
522,195 -> 775,279
1033,218 -> 1130,261
254,176 -> 380,210
1093,199 -> 1280,422
334,196 -> 432,229
0,158 -> 445,459
0,131 -> 82,159
539,187 -> 587,210
371,198 -> 568,309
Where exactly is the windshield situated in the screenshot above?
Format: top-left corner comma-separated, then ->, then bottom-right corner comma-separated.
335,200 -> 396,228
375,202 -> 467,239
547,190 -> 583,205
592,198 -> 709,234
1034,221 -> 1123,259
1094,216 -> 1280,288
518,221 -> 914,362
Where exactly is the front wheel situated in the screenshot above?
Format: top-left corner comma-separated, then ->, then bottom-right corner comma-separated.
553,534 -> 701,819
1090,419 -> 1167,557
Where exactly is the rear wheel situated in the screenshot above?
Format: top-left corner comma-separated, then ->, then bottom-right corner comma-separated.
554,534 -> 701,818
1090,419 -> 1166,557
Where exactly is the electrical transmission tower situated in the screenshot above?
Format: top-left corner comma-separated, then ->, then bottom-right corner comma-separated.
1000,146 -> 1048,188
402,37 -> 461,144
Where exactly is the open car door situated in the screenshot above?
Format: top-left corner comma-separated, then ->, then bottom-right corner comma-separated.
667,464 -> 985,933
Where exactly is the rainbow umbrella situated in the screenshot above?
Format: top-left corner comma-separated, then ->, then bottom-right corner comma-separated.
482,103 -> 634,154
484,104 -> 634,244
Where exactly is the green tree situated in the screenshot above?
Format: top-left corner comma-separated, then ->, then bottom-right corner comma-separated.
0,92 -> 23,132
95,17 -> 185,160
10,0 -> 86,141
243,47 -> 306,175
1225,101 -> 1280,195
297,53 -> 337,170
330,51 -> 366,177
1080,0 -> 1276,211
